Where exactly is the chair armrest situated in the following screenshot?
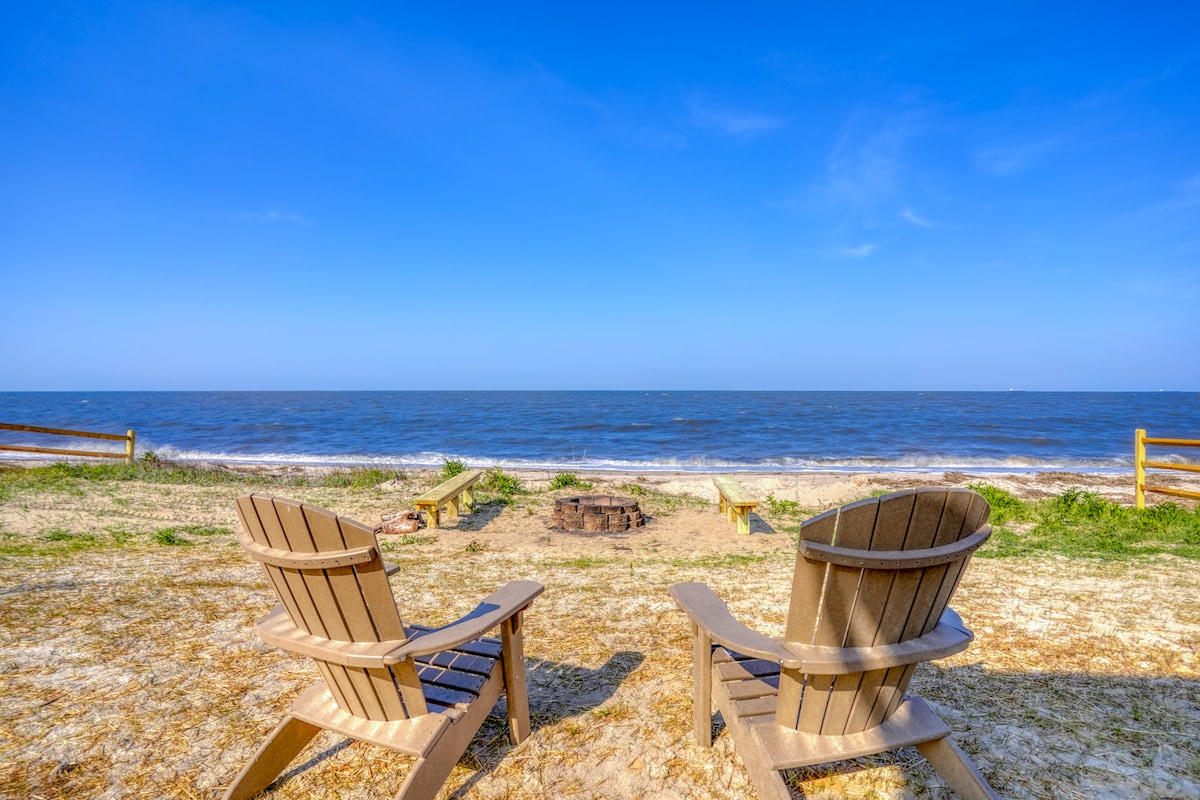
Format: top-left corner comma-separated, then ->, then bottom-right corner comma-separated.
781,608 -> 973,674
256,606 -> 411,668
385,580 -> 544,662
255,579 -> 543,668
669,582 -> 794,665
669,583 -> 974,673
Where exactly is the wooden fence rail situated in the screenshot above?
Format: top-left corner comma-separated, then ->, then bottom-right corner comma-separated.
1135,428 -> 1200,508
0,423 -> 136,462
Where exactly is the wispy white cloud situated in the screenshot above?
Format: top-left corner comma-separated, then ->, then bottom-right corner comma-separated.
1148,173 -> 1200,213
688,98 -> 785,139
840,243 -> 879,258
524,58 -> 687,149
240,209 -> 309,224
824,103 -> 930,209
973,135 -> 1067,177
899,207 -> 932,227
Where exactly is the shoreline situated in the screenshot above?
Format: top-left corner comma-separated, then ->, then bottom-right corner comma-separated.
5,456 -> 1161,507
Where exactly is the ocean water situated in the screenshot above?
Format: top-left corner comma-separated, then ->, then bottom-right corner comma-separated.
1,391 -> 1197,472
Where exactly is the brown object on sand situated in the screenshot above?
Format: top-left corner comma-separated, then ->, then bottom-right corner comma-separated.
225,494 -> 544,800
376,509 -> 421,535
670,487 -> 1000,800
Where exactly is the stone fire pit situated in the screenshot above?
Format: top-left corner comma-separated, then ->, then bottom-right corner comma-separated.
552,495 -> 646,533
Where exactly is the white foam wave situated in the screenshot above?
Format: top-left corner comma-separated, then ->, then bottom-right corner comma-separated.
143,446 -> 1145,474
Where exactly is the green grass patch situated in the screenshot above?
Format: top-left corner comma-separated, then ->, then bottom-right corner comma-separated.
666,552 -> 777,569
970,484 -> 1200,560
166,524 -> 232,538
549,472 -> 592,491
481,466 -> 522,499
763,493 -> 813,519
553,555 -> 614,569
440,459 -> 466,480
154,528 -> 195,546
0,528 -> 111,558
966,482 -> 1030,525
318,467 -> 407,489
391,533 -> 435,546
0,460 -> 274,502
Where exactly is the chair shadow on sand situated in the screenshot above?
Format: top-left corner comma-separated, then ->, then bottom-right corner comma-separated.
271,651 -> 646,798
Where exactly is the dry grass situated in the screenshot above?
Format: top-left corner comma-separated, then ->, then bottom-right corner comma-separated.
1,469 -> 1198,799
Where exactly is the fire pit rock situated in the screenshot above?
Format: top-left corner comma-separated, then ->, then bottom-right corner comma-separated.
552,495 -> 646,533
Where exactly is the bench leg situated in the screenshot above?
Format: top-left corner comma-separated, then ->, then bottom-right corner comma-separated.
462,486 -> 474,511
718,495 -> 728,515
735,507 -> 751,535
418,503 -> 440,529
446,495 -> 459,519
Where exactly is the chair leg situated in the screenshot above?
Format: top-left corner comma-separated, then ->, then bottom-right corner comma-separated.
501,612 -> 531,744
693,627 -> 713,746
392,750 -> 462,800
736,745 -> 792,800
392,706 -> 493,800
222,716 -> 321,800
916,736 -> 1000,800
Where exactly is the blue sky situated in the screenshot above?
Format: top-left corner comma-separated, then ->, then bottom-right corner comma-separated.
3,2 -> 1198,390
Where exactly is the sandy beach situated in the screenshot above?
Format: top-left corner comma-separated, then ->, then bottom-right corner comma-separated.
2,464 -> 1197,799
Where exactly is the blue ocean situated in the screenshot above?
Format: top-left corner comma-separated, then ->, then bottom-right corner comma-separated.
1,392 -> 1197,472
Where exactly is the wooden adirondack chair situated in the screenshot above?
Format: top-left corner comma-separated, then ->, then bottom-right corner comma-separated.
670,488 -> 998,800
225,494 -> 544,800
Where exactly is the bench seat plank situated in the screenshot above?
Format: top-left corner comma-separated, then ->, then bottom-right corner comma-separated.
712,476 -> 760,535
413,469 -> 484,528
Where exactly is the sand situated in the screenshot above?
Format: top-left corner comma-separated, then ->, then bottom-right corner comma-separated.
1,465 -> 1197,799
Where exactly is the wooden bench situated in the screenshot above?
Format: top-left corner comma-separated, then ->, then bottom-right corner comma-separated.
712,476 -> 760,535
414,469 -> 484,529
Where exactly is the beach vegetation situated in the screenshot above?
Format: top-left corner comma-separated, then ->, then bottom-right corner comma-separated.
556,555 -> 613,569
0,461 -> 274,503
440,459 -> 466,479
482,466 -> 522,500
154,528 -> 194,546
967,482 -> 1029,525
970,484 -> 1200,560
0,527 -> 105,558
319,467 -> 407,489
620,483 -> 645,496
166,524 -> 232,538
549,472 -> 592,491
764,493 -> 802,516
667,552 -> 776,569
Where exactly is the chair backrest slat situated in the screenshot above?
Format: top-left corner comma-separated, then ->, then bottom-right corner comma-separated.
240,495 -> 319,633
236,494 -> 424,722
777,488 -> 990,736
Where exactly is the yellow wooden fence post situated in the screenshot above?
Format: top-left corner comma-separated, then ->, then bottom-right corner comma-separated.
126,430 -> 136,463
1134,428 -> 1146,509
